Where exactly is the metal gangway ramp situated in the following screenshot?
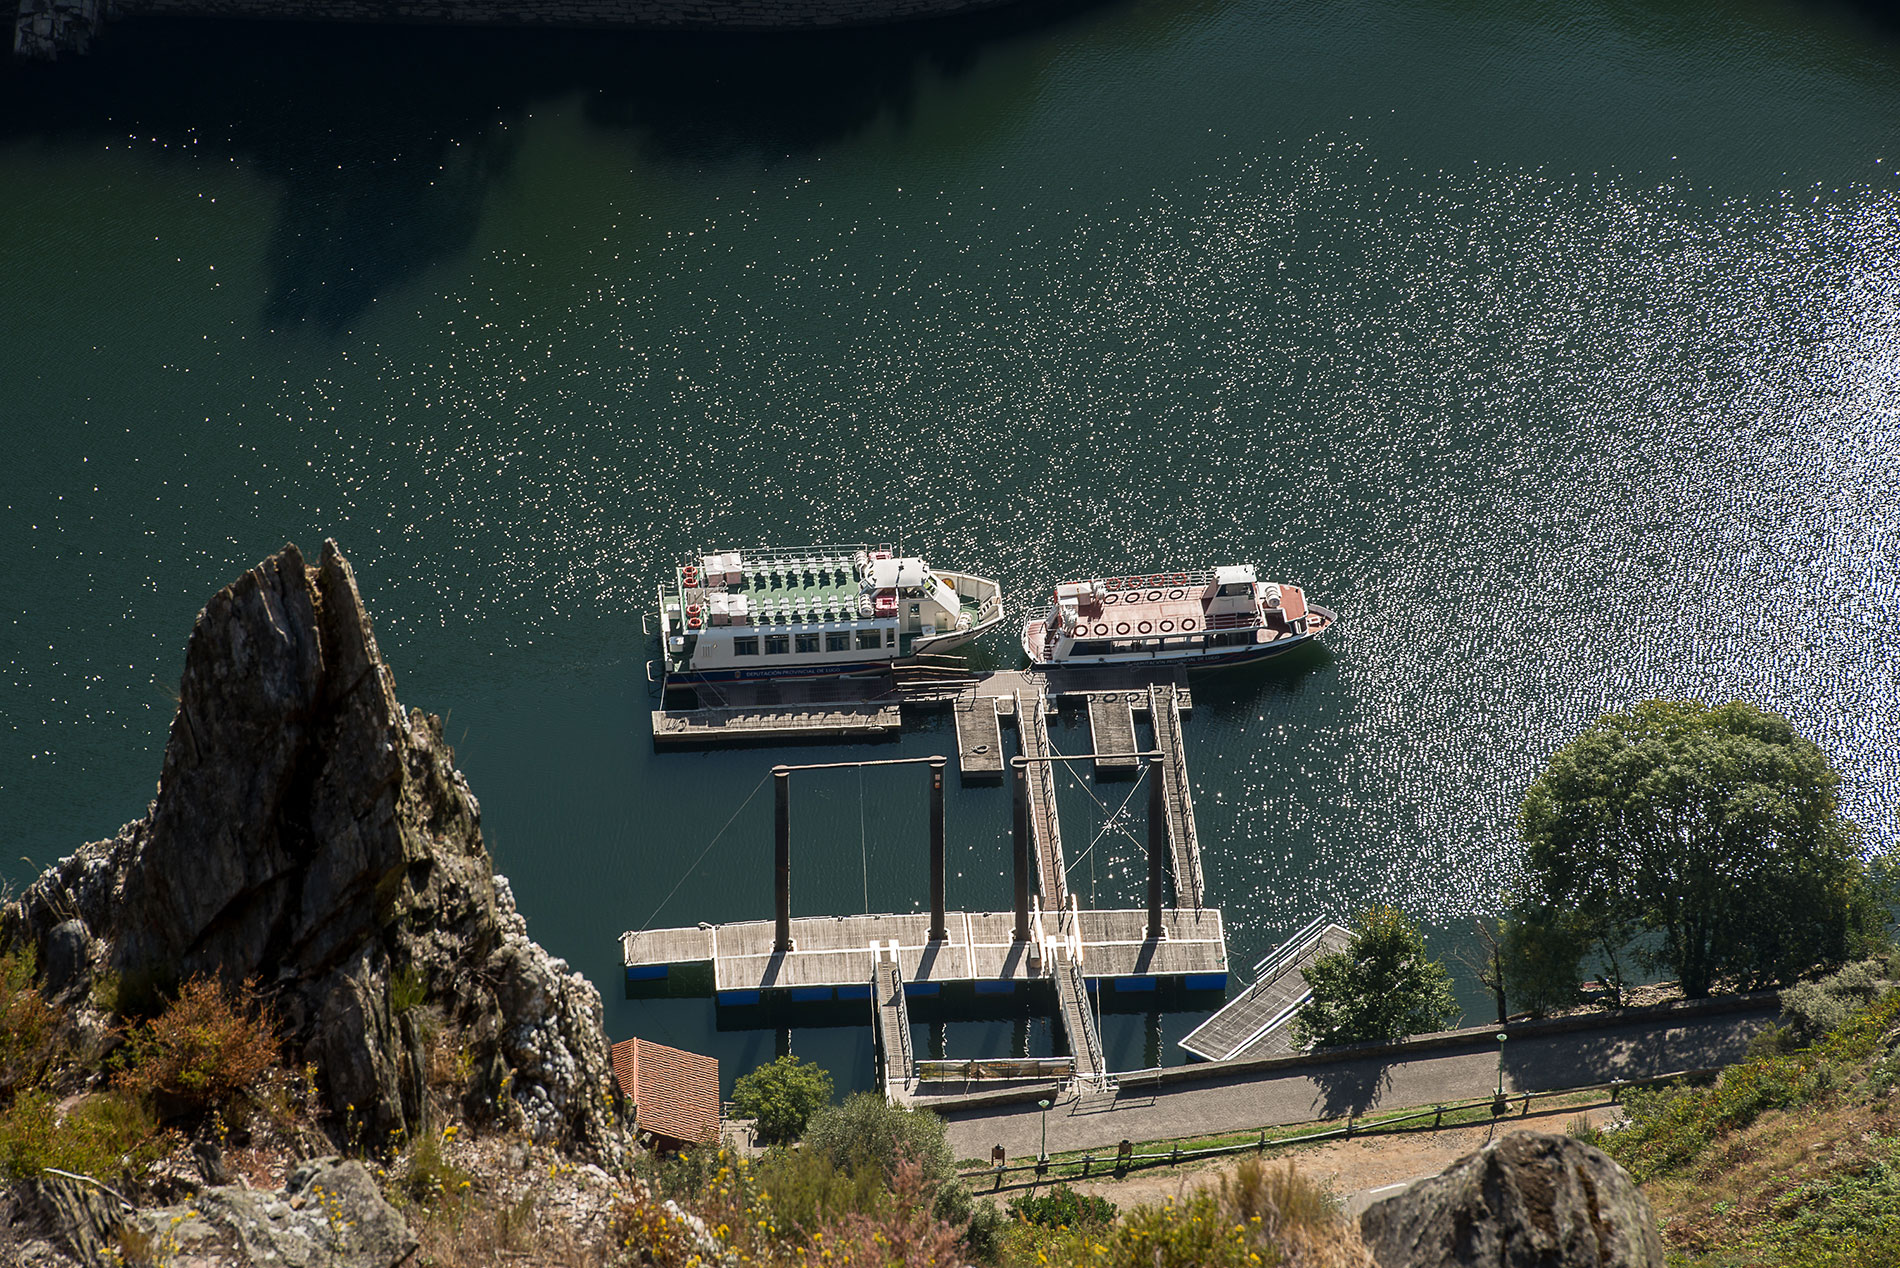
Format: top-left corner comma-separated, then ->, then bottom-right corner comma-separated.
1053,951 -> 1109,1090
1013,689 -> 1068,908
1148,683 -> 1204,910
872,959 -> 916,1099
1179,918 -> 1353,1062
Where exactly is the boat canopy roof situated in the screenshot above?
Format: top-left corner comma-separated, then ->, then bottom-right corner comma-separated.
1214,565 -> 1258,588
867,557 -> 931,589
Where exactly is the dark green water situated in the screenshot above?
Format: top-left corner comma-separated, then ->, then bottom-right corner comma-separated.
5,0 -> 1899,1094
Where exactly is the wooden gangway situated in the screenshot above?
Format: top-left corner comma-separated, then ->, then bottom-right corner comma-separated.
1148,683 -> 1204,910
1014,688 -> 1068,909
1179,918 -> 1352,1062
1053,951 -> 1109,1089
651,701 -> 902,745
871,960 -> 916,1097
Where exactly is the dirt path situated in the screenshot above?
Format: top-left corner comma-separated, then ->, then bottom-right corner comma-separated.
996,1102 -> 1620,1213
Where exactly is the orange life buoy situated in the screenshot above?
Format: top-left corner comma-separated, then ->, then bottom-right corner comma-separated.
1145,574 -> 1163,586
1105,577 -> 1122,590
1170,573 -> 1187,585
687,616 -> 702,630
687,603 -> 701,615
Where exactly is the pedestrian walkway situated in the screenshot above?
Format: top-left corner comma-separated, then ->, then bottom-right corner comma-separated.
941,1003 -> 1774,1162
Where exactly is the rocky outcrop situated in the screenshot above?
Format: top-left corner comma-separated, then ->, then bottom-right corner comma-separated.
15,1158 -> 415,1268
1359,1131 -> 1663,1268
5,541 -> 628,1167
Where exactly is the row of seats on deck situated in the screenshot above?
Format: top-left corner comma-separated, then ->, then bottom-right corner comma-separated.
748,563 -> 853,591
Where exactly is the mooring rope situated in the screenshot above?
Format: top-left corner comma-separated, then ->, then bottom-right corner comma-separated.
635,769 -> 772,934
1065,767 -> 1149,880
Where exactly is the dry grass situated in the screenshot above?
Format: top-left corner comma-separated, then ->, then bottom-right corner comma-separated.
1642,1098 -> 1897,1260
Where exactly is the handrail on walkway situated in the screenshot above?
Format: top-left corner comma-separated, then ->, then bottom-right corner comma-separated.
959,1065 -> 1724,1187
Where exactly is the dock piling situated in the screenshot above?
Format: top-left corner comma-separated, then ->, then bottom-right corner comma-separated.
774,766 -> 794,952
929,757 -> 948,942
1011,758 -> 1032,943
1147,754 -> 1166,940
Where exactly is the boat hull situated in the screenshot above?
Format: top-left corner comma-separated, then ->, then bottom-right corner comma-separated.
1024,601 -> 1336,670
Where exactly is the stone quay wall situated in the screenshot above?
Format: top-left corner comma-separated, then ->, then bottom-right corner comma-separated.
107,0 -> 1024,31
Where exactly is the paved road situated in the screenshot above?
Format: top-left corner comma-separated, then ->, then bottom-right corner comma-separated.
940,1006 -> 1773,1163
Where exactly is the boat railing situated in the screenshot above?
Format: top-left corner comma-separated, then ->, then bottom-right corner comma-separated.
710,543 -> 894,570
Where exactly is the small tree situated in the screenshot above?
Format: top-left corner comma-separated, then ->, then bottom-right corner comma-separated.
730,1054 -> 832,1145
1292,907 -> 1458,1048
1499,905 -> 1592,1018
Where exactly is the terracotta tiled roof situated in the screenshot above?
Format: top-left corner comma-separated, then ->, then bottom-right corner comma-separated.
611,1036 -> 720,1146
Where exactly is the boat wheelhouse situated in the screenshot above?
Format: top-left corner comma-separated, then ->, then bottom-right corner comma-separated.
655,544 -> 1004,685
1021,565 -> 1334,669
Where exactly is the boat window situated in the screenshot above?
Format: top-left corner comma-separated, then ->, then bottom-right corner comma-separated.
1219,583 -> 1251,596
795,633 -> 820,654
765,634 -> 790,656
825,633 -> 850,652
909,604 -> 921,617
857,631 -> 882,651
1074,640 -> 1111,655
885,629 -> 895,647
734,638 -> 759,656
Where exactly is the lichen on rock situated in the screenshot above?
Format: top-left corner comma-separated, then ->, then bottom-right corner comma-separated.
5,541 -> 629,1169
1358,1130 -> 1664,1268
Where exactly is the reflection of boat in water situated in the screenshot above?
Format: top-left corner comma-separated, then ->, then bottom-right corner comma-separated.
1022,565 -> 1335,668
656,544 -> 1004,686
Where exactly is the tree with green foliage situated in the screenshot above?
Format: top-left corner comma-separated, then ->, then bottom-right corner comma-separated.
730,1053 -> 832,1145
1293,906 -> 1458,1048
1514,699 -> 1881,999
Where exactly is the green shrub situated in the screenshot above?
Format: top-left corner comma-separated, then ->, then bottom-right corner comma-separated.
1007,1183 -> 1117,1228
397,1128 -> 471,1206
0,949 -> 62,1098
802,1093 -> 955,1188
753,1143 -> 891,1238
0,1087 -> 174,1183
1781,960 -> 1883,1045
730,1054 -> 833,1145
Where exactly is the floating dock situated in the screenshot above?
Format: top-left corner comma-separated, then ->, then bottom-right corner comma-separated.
1086,692 -> 1139,775
649,666 -> 1187,755
632,661 -> 1224,1096
1179,918 -> 1352,1062
952,696 -> 1005,781
622,907 -> 1226,1003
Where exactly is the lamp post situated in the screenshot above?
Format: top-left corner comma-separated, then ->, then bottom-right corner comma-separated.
1038,1098 -> 1052,1169
1493,1032 -> 1509,1117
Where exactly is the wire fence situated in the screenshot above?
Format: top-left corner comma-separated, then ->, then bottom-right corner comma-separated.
958,1066 -> 1723,1189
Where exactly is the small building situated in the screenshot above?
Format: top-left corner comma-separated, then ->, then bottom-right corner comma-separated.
610,1036 -> 720,1152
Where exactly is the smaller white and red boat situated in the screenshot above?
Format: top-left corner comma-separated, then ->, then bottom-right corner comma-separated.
1021,565 -> 1334,668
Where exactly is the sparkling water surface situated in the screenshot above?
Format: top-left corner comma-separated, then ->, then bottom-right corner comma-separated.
4,0 -> 1899,1092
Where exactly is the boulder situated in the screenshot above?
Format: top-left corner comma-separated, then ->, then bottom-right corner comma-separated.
1359,1131 -> 1663,1268
6,542 -> 628,1166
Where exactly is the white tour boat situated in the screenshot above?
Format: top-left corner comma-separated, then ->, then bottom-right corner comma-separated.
1021,565 -> 1334,669
654,544 -> 1004,686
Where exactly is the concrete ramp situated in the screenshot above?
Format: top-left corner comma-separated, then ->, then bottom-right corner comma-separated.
1180,918 -> 1352,1062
